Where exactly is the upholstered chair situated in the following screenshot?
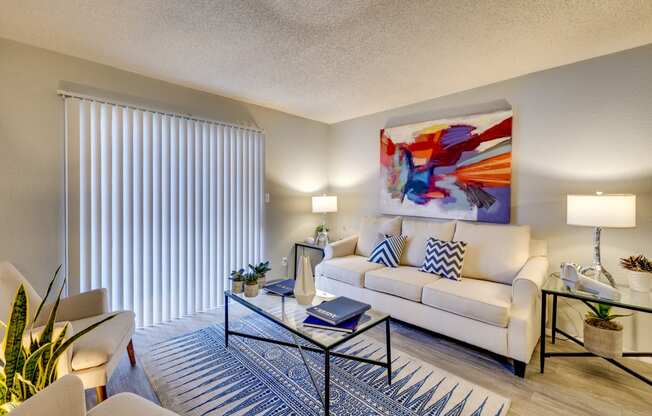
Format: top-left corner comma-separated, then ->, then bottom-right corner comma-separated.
11,374 -> 178,416
0,262 -> 136,402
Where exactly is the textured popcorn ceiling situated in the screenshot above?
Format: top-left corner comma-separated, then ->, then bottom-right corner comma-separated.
2,1 -> 652,123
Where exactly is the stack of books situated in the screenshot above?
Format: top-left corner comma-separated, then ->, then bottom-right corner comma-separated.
303,297 -> 371,333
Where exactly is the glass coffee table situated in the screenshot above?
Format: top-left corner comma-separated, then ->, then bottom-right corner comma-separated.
224,289 -> 392,415
541,275 -> 652,386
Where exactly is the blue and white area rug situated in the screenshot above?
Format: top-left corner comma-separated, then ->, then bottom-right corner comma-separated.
141,316 -> 510,416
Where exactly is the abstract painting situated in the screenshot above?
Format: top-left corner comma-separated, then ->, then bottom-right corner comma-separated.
380,110 -> 512,223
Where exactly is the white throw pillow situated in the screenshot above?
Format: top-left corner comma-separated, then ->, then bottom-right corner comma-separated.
400,219 -> 456,266
355,216 -> 402,257
453,221 -> 530,285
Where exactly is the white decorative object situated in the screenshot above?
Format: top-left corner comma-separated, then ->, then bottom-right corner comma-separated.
628,271 -> 651,292
294,255 -> 316,305
567,193 -> 636,287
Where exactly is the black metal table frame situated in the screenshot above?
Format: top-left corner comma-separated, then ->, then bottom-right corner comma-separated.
294,242 -> 325,278
224,291 -> 392,415
540,289 -> 652,386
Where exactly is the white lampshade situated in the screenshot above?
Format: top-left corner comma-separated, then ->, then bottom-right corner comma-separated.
567,194 -> 636,228
312,195 -> 338,213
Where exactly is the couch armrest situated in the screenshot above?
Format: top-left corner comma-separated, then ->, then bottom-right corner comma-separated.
11,374 -> 86,416
323,235 -> 358,260
512,256 -> 549,312
35,288 -> 109,326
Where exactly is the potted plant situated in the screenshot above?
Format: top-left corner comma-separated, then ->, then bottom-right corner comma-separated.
1,266 -> 115,412
314,224 -> 329,246
620,255 -> 652,292
249,261 -> 271,288
229,268 -> 245,294
583,303 -> 629,359
244,272 -> 259,297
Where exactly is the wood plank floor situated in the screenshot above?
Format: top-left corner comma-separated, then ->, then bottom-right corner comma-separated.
88,301 -> 652,415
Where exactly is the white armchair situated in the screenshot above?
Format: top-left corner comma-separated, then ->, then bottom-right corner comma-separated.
11,375 -> 178,416
0,262 -> 136,402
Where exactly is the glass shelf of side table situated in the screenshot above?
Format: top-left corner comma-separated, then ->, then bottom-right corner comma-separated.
540,275 -> 652,386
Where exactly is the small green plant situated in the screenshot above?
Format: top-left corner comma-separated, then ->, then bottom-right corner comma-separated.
229,268 -> 245,282
0,267 -> 116,413
243,272 -> 259,286
248,261 -> 271,278
620,255 -> 652,273
584,303 -> 630,331
315,224 -> 329,234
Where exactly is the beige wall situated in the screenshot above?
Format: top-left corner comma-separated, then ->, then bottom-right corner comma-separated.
0,37 -> 329,294
327,44 -> 652,354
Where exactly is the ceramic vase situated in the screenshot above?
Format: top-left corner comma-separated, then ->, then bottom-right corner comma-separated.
628,271 -> 651,292
231,280 -> 244,294
258,274 -> 267,289
294,255 -> 316,305
244,283 -> 259,298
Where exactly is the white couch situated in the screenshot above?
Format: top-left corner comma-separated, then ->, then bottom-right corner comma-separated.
315,217 -> 549,376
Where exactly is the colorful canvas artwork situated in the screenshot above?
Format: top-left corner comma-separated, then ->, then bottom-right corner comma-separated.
380,110 -> 512,223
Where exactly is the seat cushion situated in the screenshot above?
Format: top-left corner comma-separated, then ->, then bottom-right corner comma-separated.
365,266 -> 439,302
400,219 -> 456,266
88,392 -> 178,416
422,278 -> 512,327
453,221 -> 530,284
355,216 -> 402,257
70,310 -> 135,371
316,255 -> 385,287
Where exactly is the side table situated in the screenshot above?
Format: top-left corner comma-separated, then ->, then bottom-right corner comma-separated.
540,275 -> 652,386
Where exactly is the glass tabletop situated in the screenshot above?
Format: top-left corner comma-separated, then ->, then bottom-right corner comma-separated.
542,275 -> 652,313
226,289 -> 389,348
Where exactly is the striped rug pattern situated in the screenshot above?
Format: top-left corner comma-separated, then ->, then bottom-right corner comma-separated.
141,314 -> 510,416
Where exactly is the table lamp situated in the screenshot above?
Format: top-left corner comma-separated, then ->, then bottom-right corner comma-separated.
312,195 -> 337,244
567,193 -> 636,287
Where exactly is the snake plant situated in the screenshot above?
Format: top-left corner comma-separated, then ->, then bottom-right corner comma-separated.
0,266 -> 116,413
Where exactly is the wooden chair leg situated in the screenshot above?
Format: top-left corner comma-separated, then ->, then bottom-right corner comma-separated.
127,339 -> 137,367
96,385 -> 107,402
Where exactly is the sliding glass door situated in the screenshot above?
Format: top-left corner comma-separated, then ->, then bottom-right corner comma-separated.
64,96 -> 265,326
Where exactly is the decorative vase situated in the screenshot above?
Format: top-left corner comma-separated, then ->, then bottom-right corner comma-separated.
583,320 -> 623,359
294,255 -> 316,305
258,274 -> 266,289
231,280 -> 244,294
628,271 -> 651,292
316,231 -> 329,246
245,283 -> 259,298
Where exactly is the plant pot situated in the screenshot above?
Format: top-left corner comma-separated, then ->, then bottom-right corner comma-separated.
258,274 -> 266,289
628,271 -> 651,292
583,319 -> 623,359
231,280 -> 244,294
245,283 -> 259,298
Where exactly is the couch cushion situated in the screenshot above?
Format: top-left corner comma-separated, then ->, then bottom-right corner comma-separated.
88,392 -> 179,416
400,219 -> 456,266
422,278 -> 512,327
70,310 -> 135,371
356,216 -> 402,257
316,255 -> 385,287
453,221 -> 530,284
368,234 -> 408,268
364,266 -> 439,302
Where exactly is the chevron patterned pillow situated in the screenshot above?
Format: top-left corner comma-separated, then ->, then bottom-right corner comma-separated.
420,238 -> 467,281
368,234 -> 407,268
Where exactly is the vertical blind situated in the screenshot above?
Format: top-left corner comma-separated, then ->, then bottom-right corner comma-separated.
64,95 -> 265,326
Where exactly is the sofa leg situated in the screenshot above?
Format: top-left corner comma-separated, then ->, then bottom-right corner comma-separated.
127,339 -> 137,367
513,360 -> 527,378
96,385 -> 107,402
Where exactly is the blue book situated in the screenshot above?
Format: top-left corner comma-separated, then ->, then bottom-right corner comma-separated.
264,279 -> 295,296
306,296 -> 371,325
303,315 -> 360,333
